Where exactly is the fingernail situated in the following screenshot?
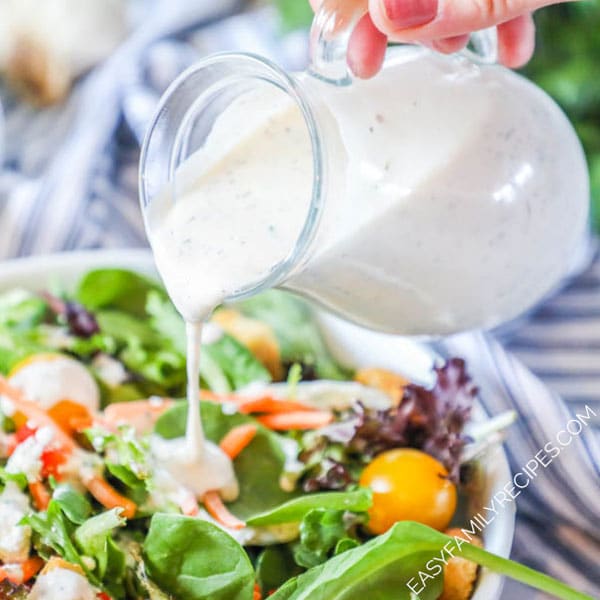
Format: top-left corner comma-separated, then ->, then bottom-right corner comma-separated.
384,0 -> 438,29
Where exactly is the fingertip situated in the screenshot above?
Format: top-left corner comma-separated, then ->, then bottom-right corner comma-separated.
308,0 -> 322,11
348,13 -> 388,79
368,0 -> 396,36
431,33 -> 470,54
497,14 -> 536,68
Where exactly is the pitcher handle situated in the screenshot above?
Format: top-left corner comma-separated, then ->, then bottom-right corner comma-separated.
309,0 -> 498,85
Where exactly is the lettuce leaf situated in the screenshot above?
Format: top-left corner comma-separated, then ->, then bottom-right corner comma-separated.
0,290 -> 48,330
52,484 -> 92,525
74,509 -> 126,581
292,508 -> 362,569
24,498 -> 93,579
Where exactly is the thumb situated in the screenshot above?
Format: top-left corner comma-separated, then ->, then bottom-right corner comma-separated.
368,0 -> 558,41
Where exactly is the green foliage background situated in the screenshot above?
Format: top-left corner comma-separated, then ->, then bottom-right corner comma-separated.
273,0 -> 600,229
521,1 -> 600,229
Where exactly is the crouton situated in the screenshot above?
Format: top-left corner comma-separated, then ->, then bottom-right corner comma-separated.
40,556 -> 85,577
212,309 -> 283,380
354,368 -> 408,405
439,528 -> 483,600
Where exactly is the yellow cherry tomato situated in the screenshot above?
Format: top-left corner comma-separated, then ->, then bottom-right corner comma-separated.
359,448 -> 457,534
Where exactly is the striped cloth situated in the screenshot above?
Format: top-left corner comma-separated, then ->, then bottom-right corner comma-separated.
0,3 -> 598,598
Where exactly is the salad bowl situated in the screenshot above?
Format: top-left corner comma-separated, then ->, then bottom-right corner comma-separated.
0,249 -> 515,600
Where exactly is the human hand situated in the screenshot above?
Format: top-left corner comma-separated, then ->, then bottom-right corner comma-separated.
309,0 -> 565,78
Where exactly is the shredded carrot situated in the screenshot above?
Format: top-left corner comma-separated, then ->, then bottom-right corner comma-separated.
21,556 -> 44,582
219,424 -> 258,460
47,400 -> 93,435
0,377 -> 75,450
70,417 -> 95,432
179,494 -> 200,517
237,397 -> 316,415
202,390 -> 315,414
257,410 -> 333,431
29,481 -> 51,511
3,433 -> 17,457
0,556 -> 44,584
102,398 -> 174,433
85,475 -> 137,519
253,583 -> 262,600
200,390 -> 241,404
203,491 -> 245,530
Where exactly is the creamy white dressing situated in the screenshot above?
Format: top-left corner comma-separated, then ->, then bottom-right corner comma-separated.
146,322 -> 237,501
148,88 -> 313,322
150,424 -> 238,502
6,425 -> 54,482
0,482 -> 32,563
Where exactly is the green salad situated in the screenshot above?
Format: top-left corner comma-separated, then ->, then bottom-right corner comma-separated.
0,269 -> 593,600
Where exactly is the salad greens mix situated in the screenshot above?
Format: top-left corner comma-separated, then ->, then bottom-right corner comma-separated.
0,269 -> 594,600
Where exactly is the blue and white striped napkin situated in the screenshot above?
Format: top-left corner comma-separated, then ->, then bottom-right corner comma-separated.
446,329 -> 600,598
0,3 -> 598,597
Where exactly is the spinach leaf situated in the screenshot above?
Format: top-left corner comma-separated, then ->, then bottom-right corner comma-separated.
292,509 -> 361,569
256,546 -> 302,595
247,489 -> 371,526
76,269 -> 160,316
270,522 -> 447,600
155,401 -> 296,520
272,522 -> 594,600
143,514 -> 255,600
235,291 -> 350,381
457,536 -> 595,600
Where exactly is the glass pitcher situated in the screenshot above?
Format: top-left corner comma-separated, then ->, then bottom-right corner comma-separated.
139,0 -> 589,335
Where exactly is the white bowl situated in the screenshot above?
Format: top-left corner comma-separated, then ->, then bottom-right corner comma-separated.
0,249 -> 515,600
